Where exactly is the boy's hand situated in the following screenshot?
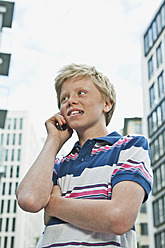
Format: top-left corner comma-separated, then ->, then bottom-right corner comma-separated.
44,210 -> 53,226
45,113 -> 73,148
44,185 -> 62,225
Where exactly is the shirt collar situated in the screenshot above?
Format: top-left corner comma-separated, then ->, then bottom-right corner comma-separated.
73,131 -> 122,149
93,131 -> 122,145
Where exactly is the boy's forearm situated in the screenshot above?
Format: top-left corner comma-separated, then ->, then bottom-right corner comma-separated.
45,195 -> 119,234
16,136 -> 60,212
45,182 -> 144,235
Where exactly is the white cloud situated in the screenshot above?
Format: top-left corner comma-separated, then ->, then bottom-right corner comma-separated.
0,0 -> 163,138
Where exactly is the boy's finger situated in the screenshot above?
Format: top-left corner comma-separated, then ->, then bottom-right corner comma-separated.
51,185 -> 62,196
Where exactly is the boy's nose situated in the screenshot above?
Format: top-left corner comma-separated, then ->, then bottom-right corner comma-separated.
68,95 -> 78,106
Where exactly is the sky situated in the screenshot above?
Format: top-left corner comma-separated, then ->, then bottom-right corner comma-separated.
0,0 -> 163,140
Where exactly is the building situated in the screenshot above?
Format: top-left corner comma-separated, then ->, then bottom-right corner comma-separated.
0,109 -> 7,181
141,1 -> 165,247
0,110 -> 44,248
122,117 -> 142,136
121,117 -> 150,248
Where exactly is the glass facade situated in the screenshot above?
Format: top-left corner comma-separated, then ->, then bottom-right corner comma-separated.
156,42 -> 163,67
148,97 -> 165,138
144,2 -> 165,247
150,128 -> 165,165
153,161 -> 165,194
158,71 -> 165,98
153,193 -> 165,227
148,55 -> 154,79
144,2 -> 165,56
149,83 -> 156,108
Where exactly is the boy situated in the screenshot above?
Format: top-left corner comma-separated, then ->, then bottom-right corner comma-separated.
16,64 -> 153,248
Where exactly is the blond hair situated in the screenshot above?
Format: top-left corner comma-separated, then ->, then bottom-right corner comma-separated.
55,63 -> 116,126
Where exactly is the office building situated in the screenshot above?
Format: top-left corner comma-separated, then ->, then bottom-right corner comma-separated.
121,117 -> 150,248
0,110 -> 44,248
141,1 -> 165,247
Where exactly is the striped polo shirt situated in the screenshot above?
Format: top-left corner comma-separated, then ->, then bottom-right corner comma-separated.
39,131 -> 153,248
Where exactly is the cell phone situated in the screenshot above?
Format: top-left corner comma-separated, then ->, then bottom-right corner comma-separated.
55,123 -> 68,131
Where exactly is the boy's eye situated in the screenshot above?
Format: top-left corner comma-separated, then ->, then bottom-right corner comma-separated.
78,91 -> 86,95
61,96 -> 68,103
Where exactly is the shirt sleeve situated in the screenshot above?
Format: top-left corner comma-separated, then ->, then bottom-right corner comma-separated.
52,157 -> 62,185
111,135 -> 153,202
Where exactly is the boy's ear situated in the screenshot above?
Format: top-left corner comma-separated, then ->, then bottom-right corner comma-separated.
103,100 -> 113,113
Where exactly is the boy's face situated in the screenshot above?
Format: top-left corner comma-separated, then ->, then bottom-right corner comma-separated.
60,77 -> 111,133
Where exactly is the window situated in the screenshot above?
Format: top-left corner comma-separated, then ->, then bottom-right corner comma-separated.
161,5 -> 165,28
1,200 -> 4,213
5,149 -> 8,161
150,129 -> 165,166
16,166 -> 19,178
140,202 -> 147,213
163,129 -> 165,148
15,182 -> 18,194
159,134 -> 164,157
135,123 -> 142,134
155,229 -> 165,248
11,237 -> 15,248
153,200 -> 160,227
11,149 -> 14,161
141,223 -> 148,235
158,71 -> 165,98
3,166 -> 7,178
144,33 -> 149,55
157,105 -> 162,127
156,42 -> 163,67
148,56 -> 154,79
152,138 -> 159,164
7,200 -> 10,213
156,12 -> 162,35
10,166 -> 13,178
161,162 -> 165,189
14,118 -> 17,130
2,183 -> 5,195
5,218 -> 9,232
7,118 -> 11,129
152,20 -> 157,42
20,118 -> 23,129
148,98 -> 165,137
4,236 -> 8,248
142,245 -> 149,248
12,218 -> 16,232
18,133 -> 22,145
153,163 -> 165,194
0,218 -> 2,232
0,133 -> 4,145
6,134 -> 10,145
162,100 -> 165,122
17,149 -> 21,161
8,182 -> 12,195
12,134 -> 16,145
149,83 -> 156,108
152,111 -> 157,133
153,194 -> 165,227
13,200 -> 17,213
0,149 -> 4,164
148,27 -> 153,48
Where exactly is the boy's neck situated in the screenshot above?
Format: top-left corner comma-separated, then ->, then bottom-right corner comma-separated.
77,127 -> 109,147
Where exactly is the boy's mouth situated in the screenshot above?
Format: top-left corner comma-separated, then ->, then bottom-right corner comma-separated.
67,109 -> 84,116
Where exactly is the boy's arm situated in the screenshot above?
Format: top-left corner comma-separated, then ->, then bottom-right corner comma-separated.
45,181 -> 145,235
16,114 -> 73,213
